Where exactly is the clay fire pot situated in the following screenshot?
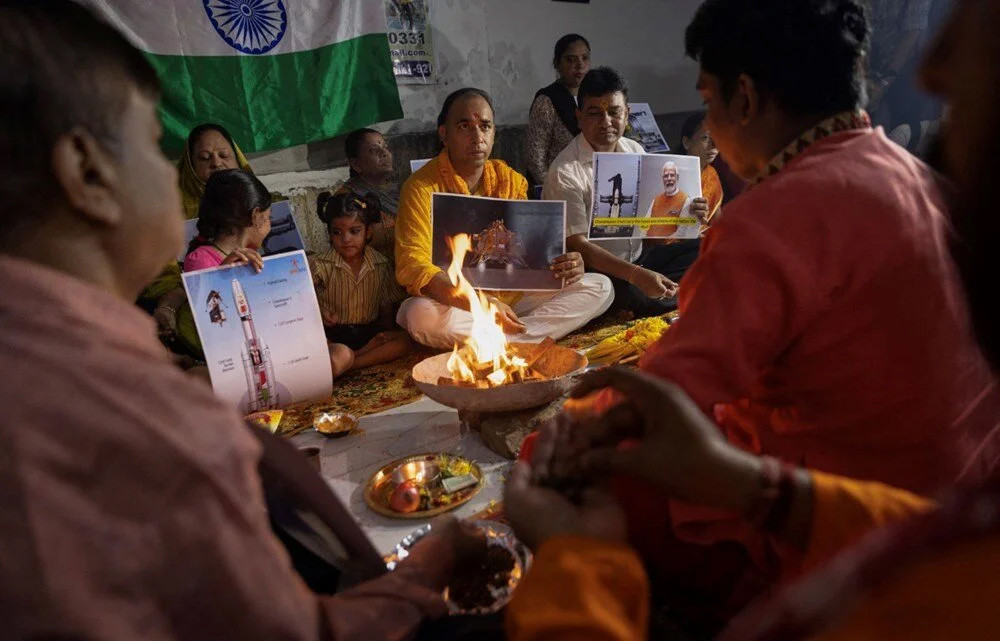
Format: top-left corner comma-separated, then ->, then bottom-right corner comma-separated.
411,342 -> 588,413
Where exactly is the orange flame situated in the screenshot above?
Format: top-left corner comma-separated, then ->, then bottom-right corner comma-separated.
445,234 -> 529,386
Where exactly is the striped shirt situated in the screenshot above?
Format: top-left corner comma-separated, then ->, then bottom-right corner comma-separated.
308,246 -> 404,325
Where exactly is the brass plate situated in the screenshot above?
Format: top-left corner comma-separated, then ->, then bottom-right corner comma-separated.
364,453 -> 484,519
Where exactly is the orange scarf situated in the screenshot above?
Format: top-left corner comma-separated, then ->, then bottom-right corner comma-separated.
436,149 -> 526,199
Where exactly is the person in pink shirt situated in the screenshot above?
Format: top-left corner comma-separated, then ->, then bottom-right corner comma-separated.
182,168 -> 268,273
0,3 -> 491,639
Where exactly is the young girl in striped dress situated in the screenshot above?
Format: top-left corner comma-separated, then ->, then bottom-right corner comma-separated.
310,192 -> 411,379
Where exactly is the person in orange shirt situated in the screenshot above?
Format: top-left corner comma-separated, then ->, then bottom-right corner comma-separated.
394,88 -> 613,349
644,162 -> 692,238
515,0 -> 1000,634
679,110 -> 724,227
505,0 -> 1000,639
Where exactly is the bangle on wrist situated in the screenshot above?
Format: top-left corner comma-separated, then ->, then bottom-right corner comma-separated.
156,305 -> 177,315
626,263 -> 640,285
748,456 -> 798,534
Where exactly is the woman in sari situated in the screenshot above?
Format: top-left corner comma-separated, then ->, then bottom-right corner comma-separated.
333,128 -> 400,261
679,111 -> 724,228
178,123 -> 253,219
143,123 -> 255,359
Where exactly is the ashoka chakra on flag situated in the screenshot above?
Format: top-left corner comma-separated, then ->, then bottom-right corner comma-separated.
202,0 -> 288,55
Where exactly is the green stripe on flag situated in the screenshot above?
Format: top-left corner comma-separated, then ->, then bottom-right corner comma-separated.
148,33 -> 403,156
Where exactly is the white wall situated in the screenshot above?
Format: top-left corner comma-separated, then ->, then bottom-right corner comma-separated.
389,0 -> 704,133
253,0 -> 704,172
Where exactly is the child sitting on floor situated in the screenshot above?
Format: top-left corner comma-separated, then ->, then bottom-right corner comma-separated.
310,191 -> 411,378
183,169 -> 270,273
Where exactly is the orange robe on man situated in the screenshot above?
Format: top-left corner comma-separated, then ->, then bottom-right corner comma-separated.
646,189 -> 690,237
520,114 -> 1000,623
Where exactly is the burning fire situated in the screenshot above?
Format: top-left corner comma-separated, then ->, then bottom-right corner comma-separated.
445,234 -> 531,388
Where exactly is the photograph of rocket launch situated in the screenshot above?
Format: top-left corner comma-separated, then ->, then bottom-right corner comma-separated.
231,279 -> 279,412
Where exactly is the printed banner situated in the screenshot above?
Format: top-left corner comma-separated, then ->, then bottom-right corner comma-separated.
625,103 -> 670,153
431,194 -> 567,291
384,0 -> 437,84
590,153 -> 702,240
182,251 -> 332,413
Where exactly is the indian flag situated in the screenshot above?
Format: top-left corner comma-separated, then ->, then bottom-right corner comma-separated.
84,1 -> 403,154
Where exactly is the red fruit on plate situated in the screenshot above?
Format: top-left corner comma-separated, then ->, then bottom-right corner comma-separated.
390,480 -> 422,513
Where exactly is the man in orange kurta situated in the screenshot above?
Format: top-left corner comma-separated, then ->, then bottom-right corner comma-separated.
394,88 -> 613,348
519,0 -> 1000,629
508,0 -> 1000,637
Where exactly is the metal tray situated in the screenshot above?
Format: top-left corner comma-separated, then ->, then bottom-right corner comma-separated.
363,452 -> 484,519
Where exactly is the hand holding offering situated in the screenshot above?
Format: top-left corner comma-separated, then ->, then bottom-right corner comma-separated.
504,459 -> 626,550
396,515 -> 488,592
570,367 -> 763,513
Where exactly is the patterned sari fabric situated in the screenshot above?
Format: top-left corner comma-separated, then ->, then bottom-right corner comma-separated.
525,82 -> 580,185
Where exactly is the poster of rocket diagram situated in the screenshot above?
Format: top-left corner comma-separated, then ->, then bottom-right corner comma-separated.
181,250 -> 332,414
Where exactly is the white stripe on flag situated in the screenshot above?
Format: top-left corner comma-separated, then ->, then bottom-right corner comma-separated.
83,0 -> 387,56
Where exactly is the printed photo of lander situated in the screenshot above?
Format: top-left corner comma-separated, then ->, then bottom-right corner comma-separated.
181,250 -> 332,414
589,152 -> 642,240
431,193 -> 567,292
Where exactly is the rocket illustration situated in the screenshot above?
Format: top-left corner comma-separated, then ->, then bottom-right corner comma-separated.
232,279 -> 278,411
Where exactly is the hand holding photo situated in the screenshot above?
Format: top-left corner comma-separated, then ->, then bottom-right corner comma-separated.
431,194 -> 567,291
181,250 -> 332,413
